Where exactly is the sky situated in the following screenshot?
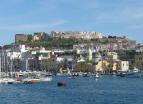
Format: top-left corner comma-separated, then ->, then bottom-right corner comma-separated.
0,0 -> 143,45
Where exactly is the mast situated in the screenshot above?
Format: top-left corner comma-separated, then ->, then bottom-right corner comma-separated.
26,59 -> 29,71
0,57 -> 1,78
10,58 -> 13,78
2,47 -> 4,75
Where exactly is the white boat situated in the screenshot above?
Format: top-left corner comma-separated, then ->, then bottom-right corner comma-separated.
40,73 -> 53,82
95,73 -> 100,78
118,67 -> 141,78
23,77 -> 41,82
125,68 -> 141,78
0,77 -> 17,84
23,73 -> 53,82
40,77 -> 52,82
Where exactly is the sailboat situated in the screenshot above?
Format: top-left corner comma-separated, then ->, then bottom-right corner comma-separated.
23,60 -> 52,83
66,67 -> 72,76
23,60 -> 41,83
4,58 -> 18,84
57,67 -> 63,76
67,67 -> 71,73
0,57 -> 4,84
0,51 -> 17,84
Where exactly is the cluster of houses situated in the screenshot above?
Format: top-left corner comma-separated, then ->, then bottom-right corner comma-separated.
0,31 -> 142,74
0,43 -> 143,74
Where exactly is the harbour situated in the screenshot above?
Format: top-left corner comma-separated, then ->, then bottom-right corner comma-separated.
0,76 -> 143,104
0,0 -> 143,103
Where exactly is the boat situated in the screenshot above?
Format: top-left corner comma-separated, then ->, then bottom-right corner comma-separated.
23,77 -> 40,82
2,77 -> 17,84
125,68 -> 141,78
57,82 -> 66,87
40,76 -> 52,82
95,73 -> 100,78
23,73 -> 53,82
0,54 -> 18,84
24,80 -> 35,84
66,67 -> 72,76
83,72 -> 92,77
118,67 -> 141,78
22,60 -> 41,83
57,67 -> 63,76
39,73 -> 52,82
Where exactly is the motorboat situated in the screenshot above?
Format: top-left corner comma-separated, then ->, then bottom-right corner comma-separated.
125,68 -> 141,78
23,77 -> 41,82
118,68 -> 141,78
0,77 -> 17,84
95,73 -> 100,78
23,73 -> 53,82
40,73 -> 53,82
40,77 -> 52,82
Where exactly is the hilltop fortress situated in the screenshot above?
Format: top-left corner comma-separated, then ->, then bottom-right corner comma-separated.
15,31 -> 136,51
15,31 -> 103,42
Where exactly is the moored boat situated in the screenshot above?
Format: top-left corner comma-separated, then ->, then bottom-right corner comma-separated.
118,67 -> 141,78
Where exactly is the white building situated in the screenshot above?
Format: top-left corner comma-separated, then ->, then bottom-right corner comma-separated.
77,49 -> 88,54
107,52 -> 118,60
120,61 -> 129,72
11,45 -> 29,53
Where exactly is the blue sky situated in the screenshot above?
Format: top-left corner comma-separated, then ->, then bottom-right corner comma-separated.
0,0 -> 143,45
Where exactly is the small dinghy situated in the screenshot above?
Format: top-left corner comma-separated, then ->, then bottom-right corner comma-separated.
57,82 -> 66,87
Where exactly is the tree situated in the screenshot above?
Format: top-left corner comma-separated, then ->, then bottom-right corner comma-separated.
74,62 -> 92,72
41,58 -> 57,74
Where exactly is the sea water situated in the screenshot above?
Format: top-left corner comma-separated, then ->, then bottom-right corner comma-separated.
0,76 -> 143,104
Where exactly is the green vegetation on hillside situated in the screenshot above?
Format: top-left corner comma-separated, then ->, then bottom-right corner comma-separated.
4,37 -> 118,49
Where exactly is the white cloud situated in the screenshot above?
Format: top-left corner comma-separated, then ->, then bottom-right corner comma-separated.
96,7 -> 143,23
128,24 -> 143,29
122,7 -> 143,19
84,1 -> 99,9
0,20 -> 68,31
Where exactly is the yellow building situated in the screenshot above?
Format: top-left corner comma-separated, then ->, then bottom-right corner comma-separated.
95,60 -> 109,72
95,60 -> 129,73
112,62 -> 117,71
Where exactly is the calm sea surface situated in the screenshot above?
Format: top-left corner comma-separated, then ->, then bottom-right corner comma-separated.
0,76 -> 143,104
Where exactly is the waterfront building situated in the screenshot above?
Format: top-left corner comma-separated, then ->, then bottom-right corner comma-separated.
118,50 -> 136,69
134,52 -> 143,70
119,61 -> 129,72
95,60 -> 129,73
95,60 -> 109,72
112,62 -> 118,71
